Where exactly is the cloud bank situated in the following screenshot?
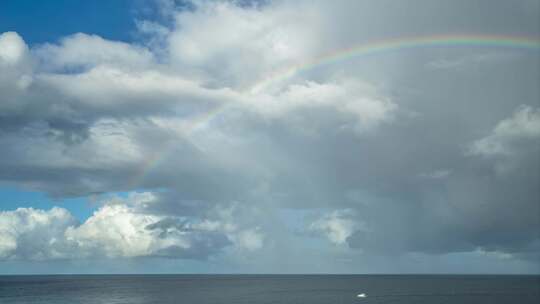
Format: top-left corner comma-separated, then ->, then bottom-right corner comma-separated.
0,192 -> 265,260
0,0 -> 539,272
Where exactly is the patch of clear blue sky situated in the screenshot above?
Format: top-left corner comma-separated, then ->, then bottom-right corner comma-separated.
0,186 -> 145,221
0,187 -> 94,222
0,0 -> 142,45
0,0 -> 208,46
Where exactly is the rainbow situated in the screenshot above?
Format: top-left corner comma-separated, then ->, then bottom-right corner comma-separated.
128,34 -> 540,188
250,34 -> 540,93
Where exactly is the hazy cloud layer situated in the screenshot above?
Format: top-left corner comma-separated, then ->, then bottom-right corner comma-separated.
0,0 -> 539,272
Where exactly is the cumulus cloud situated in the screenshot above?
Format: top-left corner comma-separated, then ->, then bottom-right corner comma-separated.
309,209 -> 359,245
468,105 -> 540,157
0,207 -> 77,260
0,32 -> 33,103
34,33 -> 155,72
0,32 -> 30,68
247,80 -> 397,134
0,192 -> 264,260
166,0 -> 323,88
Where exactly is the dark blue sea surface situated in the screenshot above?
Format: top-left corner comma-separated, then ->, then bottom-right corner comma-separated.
0,275 -> 538,303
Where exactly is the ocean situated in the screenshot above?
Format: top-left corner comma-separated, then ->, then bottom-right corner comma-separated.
0,275 -> 538,303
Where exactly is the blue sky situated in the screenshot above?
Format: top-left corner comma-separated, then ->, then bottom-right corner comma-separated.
0,0 -> 139,44
0,187 -> 93,222
0,0 -> 539,274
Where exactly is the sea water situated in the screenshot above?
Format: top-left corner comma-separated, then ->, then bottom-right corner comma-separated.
1,275 -> 539,304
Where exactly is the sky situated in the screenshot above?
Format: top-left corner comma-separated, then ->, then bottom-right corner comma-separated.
0,0 -> 539,274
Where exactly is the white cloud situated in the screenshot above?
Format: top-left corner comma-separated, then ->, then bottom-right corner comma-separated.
309,209 -> 359,245
469,105 -> 540,156
167,1 -> 322,88
39,66 -> 236,113
0,32 -> 29,66
192,203 -> 266,252
246,80 -> 397,134
0,207 -> 77,260
230,228 -> 264,251
0,192 -> 264,260
35,33 -> 154,71
0,32 -> 32,92
65,203 -> 182,258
